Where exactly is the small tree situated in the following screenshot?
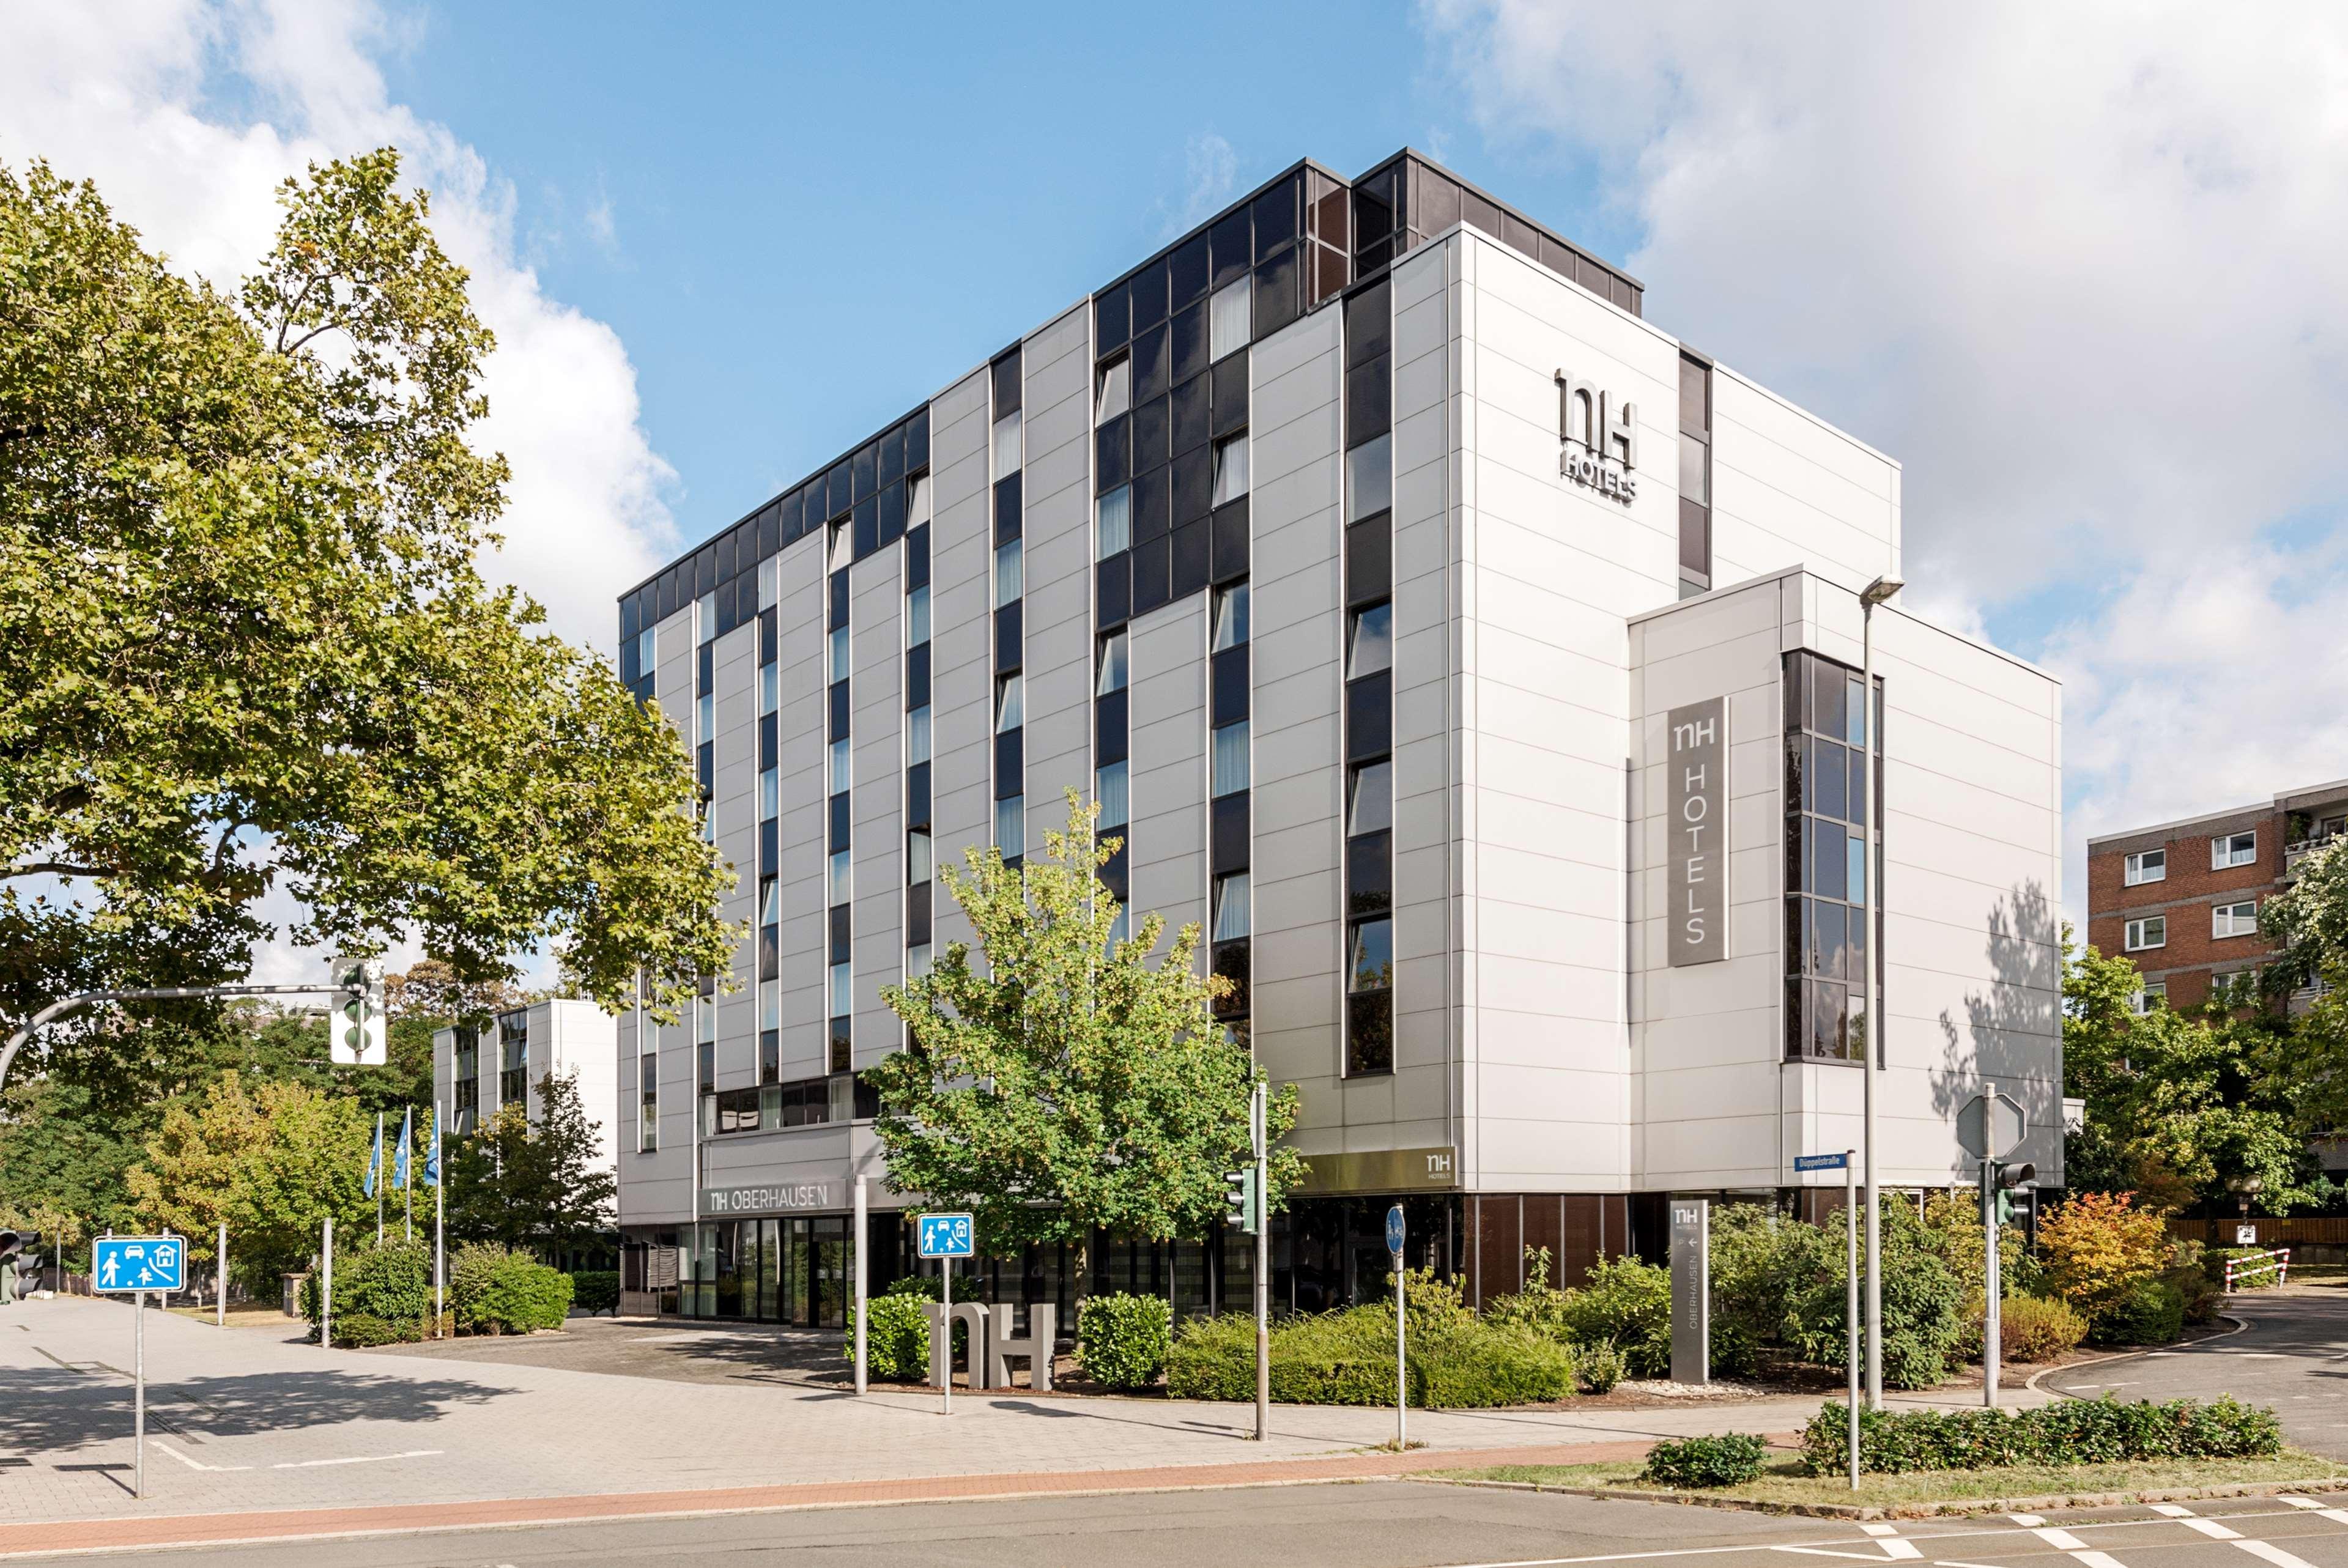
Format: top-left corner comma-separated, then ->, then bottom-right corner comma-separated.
2037,1191 -> 2172,1325
866,790 -> 1303,1315
445,1071 -> 613,1262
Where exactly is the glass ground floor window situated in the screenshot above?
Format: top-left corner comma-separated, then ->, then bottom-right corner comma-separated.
681,1215 -> 852,1328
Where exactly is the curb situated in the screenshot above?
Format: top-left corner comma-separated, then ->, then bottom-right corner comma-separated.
2025,1313 -> 2250,1402
1407,1473 -> 2348,1521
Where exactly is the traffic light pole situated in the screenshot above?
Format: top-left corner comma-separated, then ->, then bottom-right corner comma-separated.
1253,1080 -> 1269,1444
1982,1158 -> 2001,1408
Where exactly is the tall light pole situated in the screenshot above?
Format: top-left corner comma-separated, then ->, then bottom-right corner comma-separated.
1859,574 -> 1902,1408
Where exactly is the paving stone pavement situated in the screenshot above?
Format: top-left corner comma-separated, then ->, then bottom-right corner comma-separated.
0,1295 -> 2047,1525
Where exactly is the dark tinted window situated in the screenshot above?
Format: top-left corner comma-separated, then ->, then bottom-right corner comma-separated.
1132,393 -> 1170,472
1131,322 -> 1170,404
1095,281 -> 1128,353
1253,248 -> 1299,339
1210,209 -> 1251,290
1170,233 -> 1209,305
1130,258 -> 1168,333
1253,177 -> 1298,255
1171,372 -> 1210,455
991,352 -> 1021,417
1169,300 -> 1207,385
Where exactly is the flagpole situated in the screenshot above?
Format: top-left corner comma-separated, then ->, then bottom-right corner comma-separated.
402,1105 -> 413,1242
372,1112 -> 383,1246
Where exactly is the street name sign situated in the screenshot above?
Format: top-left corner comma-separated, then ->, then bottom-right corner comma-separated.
1793,1152 -> 1850,1172
917,1213 -> 974,1259
94,1236 -> 183,1294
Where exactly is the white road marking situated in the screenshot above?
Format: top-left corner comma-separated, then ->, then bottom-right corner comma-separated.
2274,1496 -> 2348,1525
2071,1554 -> 2131,1568
149,1440 -> 250,1473
2031,1530 -> 2090,1551
269,1449 -> 442,1469
2006,1515 -> 2046,1528
2231,1541 -> 2319,1568
2148,1504 -> 2239,1540
1856,1525 -> 1922,1561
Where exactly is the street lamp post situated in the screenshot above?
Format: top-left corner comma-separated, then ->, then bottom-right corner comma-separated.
1859,573 -> 1902,1410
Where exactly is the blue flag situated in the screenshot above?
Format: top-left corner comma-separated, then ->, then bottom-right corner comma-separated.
393,1105 -> 412,1191
424,1106 -> 441,1189
364,1114 -> 382,1198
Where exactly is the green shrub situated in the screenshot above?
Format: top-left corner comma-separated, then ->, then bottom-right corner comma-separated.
1800,1394 -> 2279,1476
1709,1318 -> 1760,1380
300,1241 -> 434,1341
2205,1244 -> 2284,1292
846,1292 -> 932,1381
1559,1256 -> 1672,1377
1710,1205 -> 1839,1358
1790,1202 -> 1965,1389
1484,1247 -> 1576,1342
1643,1432 -> 1769,1488
1999,1295 -> 2086,1363
1573,1340 -> 1625,1394
1414,1323 -> 1573,1407
1167,1306 -> 1571,1408
886,1273 -> 944,1301
450,1243 -> 572,1334
1078,1293 -> 1171,1391
2093,1276 -> 2185,1347
568,1271 -> 620,1316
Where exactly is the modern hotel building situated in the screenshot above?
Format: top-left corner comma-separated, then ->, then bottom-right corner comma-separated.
601,151 -> 2065,1326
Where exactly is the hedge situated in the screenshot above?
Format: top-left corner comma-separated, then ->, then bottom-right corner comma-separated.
2093,1276 -> 2185,1348
1168,1307 -> 1571,1408
300,1240 -> 437,1344
1078,1293 -> 1171,1391
1643,1432 -> 1769,1488
1801,1395 -> 2281,1476
569,1271 -> 620,1316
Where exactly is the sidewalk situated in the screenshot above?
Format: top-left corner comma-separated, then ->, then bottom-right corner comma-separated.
0,1295 -> 2042,1536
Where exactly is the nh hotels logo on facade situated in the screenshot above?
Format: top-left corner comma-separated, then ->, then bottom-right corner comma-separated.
1554,369 -> 1638,505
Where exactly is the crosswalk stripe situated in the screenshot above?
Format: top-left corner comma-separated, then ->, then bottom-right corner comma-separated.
2071,1552 -> 2131,1568
2150,1503 -> 2242,1539
2006,1515 -> 2046,1528
2030,1530 -> 2089,1551
2232,1540 -> 2319,1568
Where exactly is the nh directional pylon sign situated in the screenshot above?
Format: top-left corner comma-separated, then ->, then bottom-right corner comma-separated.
94,1236 -> 184,1295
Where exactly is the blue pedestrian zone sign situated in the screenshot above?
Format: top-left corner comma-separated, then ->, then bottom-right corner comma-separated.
1385,1204 -> 1406,1256
1793,1152 -> 1850,1172
94,1236 -> 184,1294
917,1213 -> 974,1259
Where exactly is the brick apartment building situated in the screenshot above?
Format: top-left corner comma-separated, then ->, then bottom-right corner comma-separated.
2087,778 -> 2348,1011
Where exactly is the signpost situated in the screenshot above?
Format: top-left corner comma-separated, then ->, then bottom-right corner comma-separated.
1797,1152 -> 1859,1489
917,1213 -> 974,1416
94,1235 -> 185,1500
1957,1089 -> 2031,1408
1668,1199 -> 1710,1385
1387,1204 -> 1406,1451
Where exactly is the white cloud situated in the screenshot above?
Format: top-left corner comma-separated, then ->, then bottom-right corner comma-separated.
0,0 -> 677,655
1166,131 -> 1239,235
0,0 -> 671,985
1422,1 -> 2348,922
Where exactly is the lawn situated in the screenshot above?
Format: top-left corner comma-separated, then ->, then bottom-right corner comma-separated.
1436,1450 -> 2348,1512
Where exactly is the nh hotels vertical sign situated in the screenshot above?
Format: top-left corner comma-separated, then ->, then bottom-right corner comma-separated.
1667,697 -> 1727,966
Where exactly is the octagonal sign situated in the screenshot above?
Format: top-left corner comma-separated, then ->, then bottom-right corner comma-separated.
1956,1090 -> 2026,1161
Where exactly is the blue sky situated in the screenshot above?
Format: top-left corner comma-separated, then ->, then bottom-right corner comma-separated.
369,1 -> 1640,566
10,0 -> 2348,957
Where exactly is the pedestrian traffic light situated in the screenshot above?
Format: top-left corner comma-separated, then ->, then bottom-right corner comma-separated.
1223,1167 -> 1258,1234
1991,1161 -> 2036,1226
330,955 -> 386,1066
0,1230 -> 40,1263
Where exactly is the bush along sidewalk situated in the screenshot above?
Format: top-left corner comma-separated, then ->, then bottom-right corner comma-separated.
1078,1292 -> 1172,1391
1168,1300 -> 1572,1407
1801,1395 -> 2283,1477
450,1243 -> 572,1334
1642,1433 -> 1770,1488
299,1240 -> 443,1346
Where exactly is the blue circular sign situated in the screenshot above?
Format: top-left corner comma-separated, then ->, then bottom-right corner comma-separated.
1385,1204 -> 1405,1256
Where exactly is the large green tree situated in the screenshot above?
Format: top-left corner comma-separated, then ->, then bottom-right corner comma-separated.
866,791 -> 1303,1304
2259,841 -> 2348,1147
0,150 -> 731,1079
2062,936 -> 2326,1212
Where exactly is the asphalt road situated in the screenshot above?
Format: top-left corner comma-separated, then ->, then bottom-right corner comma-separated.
77,1483 -> 2348,1568
2045,1284 -> 2348,1457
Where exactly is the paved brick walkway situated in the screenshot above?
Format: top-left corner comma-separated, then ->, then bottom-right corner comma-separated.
0,1293 -> 2036,1548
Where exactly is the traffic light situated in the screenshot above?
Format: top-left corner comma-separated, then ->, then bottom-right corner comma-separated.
0,1230 -> 40,1264
330,955 -> 386,1066
1223,1167 -> 1258,1234
1991,1161 -> 2037,1226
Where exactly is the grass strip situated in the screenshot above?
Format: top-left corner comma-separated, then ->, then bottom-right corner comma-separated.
1433,1449 -> 2348,1513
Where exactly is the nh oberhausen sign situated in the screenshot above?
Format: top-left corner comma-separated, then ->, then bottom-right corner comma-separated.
1666,697 -> 1727,966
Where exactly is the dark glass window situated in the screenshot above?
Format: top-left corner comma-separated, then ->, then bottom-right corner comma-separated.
1253,177 -> 1298,256
1095,281 -> 1129,353
1171,233 -> 1209,305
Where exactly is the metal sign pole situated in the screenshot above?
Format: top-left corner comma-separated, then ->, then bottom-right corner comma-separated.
1393,1246 -> 1406,1451
1845,1152 -> 1859,1490
133,1289 -> 145,1500
321,1217 -> 333,1351
853,1175 -> 869,1397
216,1221 -> 227,1328
941,1254 -> 952,1419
